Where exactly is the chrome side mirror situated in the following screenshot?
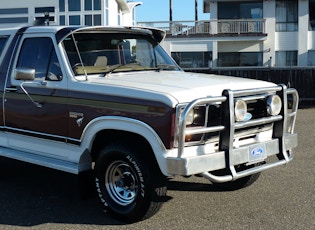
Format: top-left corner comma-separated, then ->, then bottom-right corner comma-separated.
14,67 -> 35,81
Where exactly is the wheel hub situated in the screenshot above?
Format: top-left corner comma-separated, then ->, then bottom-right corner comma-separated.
105,161 -> 139,206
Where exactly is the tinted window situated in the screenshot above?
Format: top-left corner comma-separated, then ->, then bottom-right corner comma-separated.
35,7 -> 55,13
17,37 -> 62,80
69,0 -> 81,11
0,37 -> 8,56
60,15 -> 65,25
93,14 -> 101,25
85,0 -> 92,10
94,0 -> 101,10
69,15 -> 80,25
218,52 -> 263,67
59,0 -> 65,12
85,15 -> 92,26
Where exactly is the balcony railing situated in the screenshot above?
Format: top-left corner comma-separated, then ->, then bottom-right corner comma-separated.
138,19 -> 266,36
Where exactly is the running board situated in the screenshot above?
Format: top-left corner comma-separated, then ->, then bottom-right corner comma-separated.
0,146 -> 78,174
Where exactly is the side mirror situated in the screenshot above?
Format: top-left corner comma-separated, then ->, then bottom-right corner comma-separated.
14,67 -> 35,81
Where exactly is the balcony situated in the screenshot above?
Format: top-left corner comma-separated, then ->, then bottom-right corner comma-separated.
138,19 -> 266,37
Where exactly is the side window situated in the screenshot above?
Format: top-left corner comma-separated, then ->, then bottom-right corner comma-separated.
17,37 -> 62,81
0,36 -> 8,56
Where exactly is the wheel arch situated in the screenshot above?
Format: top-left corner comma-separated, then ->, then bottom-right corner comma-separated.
80,116 -> 169,175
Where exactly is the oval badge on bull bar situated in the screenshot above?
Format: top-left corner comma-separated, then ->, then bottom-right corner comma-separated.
249,143 -> 267,163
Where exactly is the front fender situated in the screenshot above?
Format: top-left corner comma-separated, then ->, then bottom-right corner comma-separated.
80,116 -> 169,175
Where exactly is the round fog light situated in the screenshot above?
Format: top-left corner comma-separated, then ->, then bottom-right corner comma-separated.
235,100 -> 247,121
267,95 -> 282,116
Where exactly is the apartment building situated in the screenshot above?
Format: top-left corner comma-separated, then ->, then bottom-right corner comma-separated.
139,0 -> 315,69
0,0 -> 141,27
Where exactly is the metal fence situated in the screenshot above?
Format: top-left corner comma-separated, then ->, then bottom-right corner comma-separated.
138,19 -> 266,36
189,68 -> 315,105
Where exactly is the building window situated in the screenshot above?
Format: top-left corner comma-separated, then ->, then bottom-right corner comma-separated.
85,0 -> 92,10
94,14 -> 101,25
217,2 -> 263,33
60,15 -> 65,25
35,7 -> 55,14
85,15 -> 92,25
171,52 -> 212,69
310,1 -> 315,30
275,51 -> 297,66
0,8 -> 28,14
59,0 -> 65,12
218,2 -> 263,19
94,0 -> 101,10
276,1 -> 298,32
69,0 -> 81,11
308,50 -> 315,66
69,15 -> 80,25
218,52 -> 263,67
0,17 -> 28,24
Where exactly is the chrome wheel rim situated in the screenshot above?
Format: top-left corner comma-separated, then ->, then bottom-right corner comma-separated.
105,160 -> 138,206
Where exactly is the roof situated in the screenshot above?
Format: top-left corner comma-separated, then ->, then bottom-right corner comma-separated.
0,25 -> 166,44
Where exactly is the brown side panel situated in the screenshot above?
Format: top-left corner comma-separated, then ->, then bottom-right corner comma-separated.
67,90 -> 175,149
4,87 -> 68,139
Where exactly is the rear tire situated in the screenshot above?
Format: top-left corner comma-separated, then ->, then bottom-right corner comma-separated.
94,143 -> 167,223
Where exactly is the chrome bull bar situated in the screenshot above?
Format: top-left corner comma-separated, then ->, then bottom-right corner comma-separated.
171,85 -> 299,183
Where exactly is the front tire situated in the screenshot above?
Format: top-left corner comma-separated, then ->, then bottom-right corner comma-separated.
94,143 -> 167,223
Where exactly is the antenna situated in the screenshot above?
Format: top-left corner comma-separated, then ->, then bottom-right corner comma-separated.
71,32 -> 88,81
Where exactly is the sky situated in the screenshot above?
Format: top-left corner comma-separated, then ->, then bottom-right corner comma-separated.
136,0 -> 210,22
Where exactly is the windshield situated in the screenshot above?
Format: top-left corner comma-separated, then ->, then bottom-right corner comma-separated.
62,32 -> 180,76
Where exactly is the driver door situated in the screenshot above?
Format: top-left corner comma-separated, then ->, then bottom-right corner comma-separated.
4,36 -> 68,149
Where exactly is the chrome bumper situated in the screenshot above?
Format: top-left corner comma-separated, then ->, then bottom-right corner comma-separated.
166,133 -> 297,181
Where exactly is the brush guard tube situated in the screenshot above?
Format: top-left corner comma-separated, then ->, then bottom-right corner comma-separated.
167,85 -> 299,183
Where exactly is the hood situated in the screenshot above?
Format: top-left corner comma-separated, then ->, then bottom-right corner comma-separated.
87,70 -> 276,106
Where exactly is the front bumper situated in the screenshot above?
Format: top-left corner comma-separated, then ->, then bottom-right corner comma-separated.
166,133 -> 297,182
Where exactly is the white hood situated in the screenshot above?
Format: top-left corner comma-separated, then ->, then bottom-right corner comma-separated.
86,71 -> 276,106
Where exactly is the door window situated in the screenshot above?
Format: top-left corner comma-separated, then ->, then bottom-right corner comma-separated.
17,37 -> 62,81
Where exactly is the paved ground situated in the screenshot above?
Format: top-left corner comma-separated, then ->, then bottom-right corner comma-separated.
0,108 -> 314,230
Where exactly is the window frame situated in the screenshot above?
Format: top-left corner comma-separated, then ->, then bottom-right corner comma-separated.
276,0 -> 298,32
275,50 -> 298,66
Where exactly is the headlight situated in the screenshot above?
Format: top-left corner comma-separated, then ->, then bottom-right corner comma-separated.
185,109 -> 195,125
267,95 -> 282,116
183,106 -> 205,126
235,100 -> 247,121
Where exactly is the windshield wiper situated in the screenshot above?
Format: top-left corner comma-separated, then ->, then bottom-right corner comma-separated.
156,64 -> 178,71
100,63 -> 178,76
101,64 -> 123,76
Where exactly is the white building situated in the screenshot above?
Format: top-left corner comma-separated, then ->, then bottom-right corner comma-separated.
139,0 -> 315,69
0,0 -> 142,27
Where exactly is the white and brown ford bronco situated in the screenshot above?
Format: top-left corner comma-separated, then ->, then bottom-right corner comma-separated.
0,26 -> 298,222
